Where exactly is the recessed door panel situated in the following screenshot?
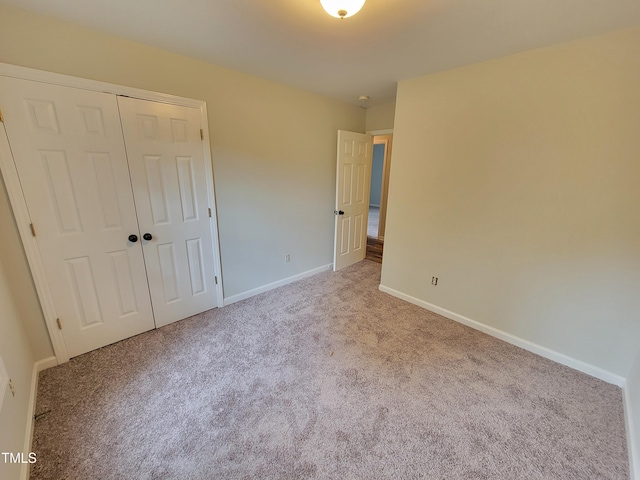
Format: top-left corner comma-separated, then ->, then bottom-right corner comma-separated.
118,96 -> 219,327
340,217 -> 351,255
177,156 -> 198,222
358,141 -> 368,157
78,106 -> 106,136
158,243 -> 180,303
355,164 -> 366,204
41,149 -> 83,234
108,250 -> 139,317
342,163 -> 353,206
344,139 -> 354,156
144,155 -> 170,225
66,256 -> 103,328
138,115 -> 159,140
0,76 -> 156,358
171,119 -> 189,143
25,99 -> 60,133
186,238 -> 205,296
353,214 -> 364,251
91,153 -> 123,229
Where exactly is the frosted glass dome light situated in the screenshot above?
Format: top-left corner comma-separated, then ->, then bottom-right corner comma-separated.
320,0 -> 366,19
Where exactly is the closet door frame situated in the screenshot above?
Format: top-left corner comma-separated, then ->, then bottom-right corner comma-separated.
0,62 -> 225,364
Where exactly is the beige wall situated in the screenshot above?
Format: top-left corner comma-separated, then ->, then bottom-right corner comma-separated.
365,102 -> 396,132
0,4 -> 365,357
382,27 -> 640,377
0,259 -> 36,480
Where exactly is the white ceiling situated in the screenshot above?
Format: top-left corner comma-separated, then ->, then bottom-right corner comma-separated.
2,0 -> 640,106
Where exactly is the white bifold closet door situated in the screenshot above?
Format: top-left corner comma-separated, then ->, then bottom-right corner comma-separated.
0,76 -> 219,358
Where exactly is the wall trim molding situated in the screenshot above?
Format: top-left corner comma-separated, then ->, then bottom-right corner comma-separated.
623,384 -> 639,480
366,129 -> 394,136
224,264 -> 332,306
36,356 -> 58,372
0,127 -> 69,363
378,284 -> 626,387
20,357 -> 54,480
0,354 -> 8,412
0,62 -> 204,108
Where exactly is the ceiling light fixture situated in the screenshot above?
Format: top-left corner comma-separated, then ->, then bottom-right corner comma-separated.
320,0 -> 366,19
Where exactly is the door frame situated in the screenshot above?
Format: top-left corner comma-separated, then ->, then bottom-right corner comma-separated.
0,62 -> 225,364
373,134 -> 393,240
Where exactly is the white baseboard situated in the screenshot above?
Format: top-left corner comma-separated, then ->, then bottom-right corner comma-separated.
624,384 -> 639,480
224,264 -> 332,306
378,284 -> 626,387
21,357 -> 55,480
36,356 -> 58,372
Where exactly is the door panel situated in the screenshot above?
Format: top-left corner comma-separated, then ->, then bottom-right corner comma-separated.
118,96 -> 219,327
0,76 -> 155,357
333,130 -> 373,271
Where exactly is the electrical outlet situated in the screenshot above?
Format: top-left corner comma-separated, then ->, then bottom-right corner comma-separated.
285,254 -> 291,262
431,276 -> 438,286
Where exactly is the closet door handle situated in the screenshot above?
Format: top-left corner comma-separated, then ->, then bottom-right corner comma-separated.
128,234 -> 138,243
143,233 -> 153,241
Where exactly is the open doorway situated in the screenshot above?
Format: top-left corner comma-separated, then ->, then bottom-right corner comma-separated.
366,134 -> 392,263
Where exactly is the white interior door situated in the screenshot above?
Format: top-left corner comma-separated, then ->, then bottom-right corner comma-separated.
117,97 -> 219,327
0,76 -> 155,357
333,130 -> 373,271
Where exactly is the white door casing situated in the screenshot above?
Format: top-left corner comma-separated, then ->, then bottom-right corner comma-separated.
375,134 -> 393,240
333,130 -> 373,271
118,97 -> 219,327
0,76 -> 156,357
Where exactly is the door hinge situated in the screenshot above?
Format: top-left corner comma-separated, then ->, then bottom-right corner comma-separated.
208,207 -> 212,218
200,129 -> 204,140
29,223 -> 36,237
214,276 -> 218,285
56,318 -> 62,330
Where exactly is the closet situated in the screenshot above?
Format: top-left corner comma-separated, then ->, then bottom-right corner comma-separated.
0,73 -> 222,360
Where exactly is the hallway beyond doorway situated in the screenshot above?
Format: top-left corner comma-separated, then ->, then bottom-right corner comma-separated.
367,206 -> 383,263
368,206 -> 380,238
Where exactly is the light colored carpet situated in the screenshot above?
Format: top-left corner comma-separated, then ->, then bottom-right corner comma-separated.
31,261 -> 629,479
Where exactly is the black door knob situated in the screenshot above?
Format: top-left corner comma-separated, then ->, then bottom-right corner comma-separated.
338,210 -> 345,215
143,233 -> 153,241
128,234 -> 138,243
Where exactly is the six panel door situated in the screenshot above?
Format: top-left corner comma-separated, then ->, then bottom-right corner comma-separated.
0,76 -> 156,357
117,97 -> 219,328
333,130 -> 373,271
